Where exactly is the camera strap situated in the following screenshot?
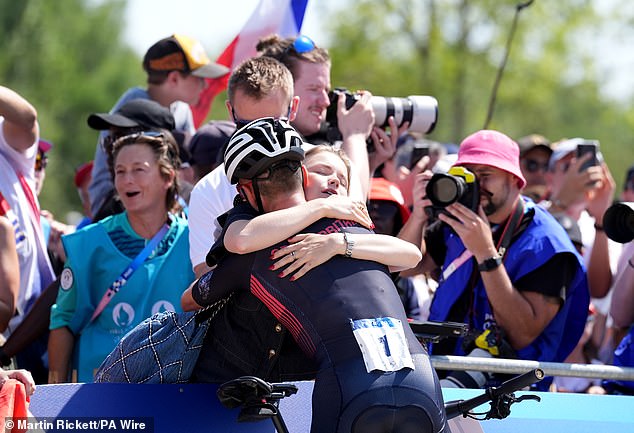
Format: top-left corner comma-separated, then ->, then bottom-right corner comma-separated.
495,197 -> 525,258
436,198 -> 528,356
440,198 -> 525,282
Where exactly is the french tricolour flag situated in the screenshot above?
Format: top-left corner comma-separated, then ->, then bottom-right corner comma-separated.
191,0 -> 309,127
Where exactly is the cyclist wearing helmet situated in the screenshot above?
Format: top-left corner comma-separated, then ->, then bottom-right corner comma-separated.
184,118 -> 447,433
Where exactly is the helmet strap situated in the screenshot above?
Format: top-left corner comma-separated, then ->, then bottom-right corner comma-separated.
252,178 -> 265,214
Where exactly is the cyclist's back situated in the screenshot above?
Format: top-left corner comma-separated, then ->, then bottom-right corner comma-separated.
195,216 -> 447,433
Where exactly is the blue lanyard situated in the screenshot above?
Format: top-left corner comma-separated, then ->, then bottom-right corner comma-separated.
90,222 -> 170,323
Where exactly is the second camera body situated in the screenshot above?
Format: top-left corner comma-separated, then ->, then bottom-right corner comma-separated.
425,166 -> 480,221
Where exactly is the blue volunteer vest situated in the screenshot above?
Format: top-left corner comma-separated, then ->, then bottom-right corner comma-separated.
602,327 -> 634,394
429,199 -> 589,363
53,213 -> 194,382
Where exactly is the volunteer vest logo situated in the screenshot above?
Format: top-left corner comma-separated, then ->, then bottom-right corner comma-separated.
151,300 -> 176,316
60,268 -> 74,291
112,303 -> 135,327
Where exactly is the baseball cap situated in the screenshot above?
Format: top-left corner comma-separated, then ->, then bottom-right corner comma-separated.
189,120 -> 236,166
74,161 -> 94,188
368,177 -> 410,224
454,130 -> 526,188
143,34 -> 229,79
38,139 -> 53,153
547,138 -> 581,171
548,137 -> 605,171
517,134 -> 552,157
87,99 -> 176,131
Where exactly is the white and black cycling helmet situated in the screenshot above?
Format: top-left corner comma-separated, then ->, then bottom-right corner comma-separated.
224,117 -> 305,184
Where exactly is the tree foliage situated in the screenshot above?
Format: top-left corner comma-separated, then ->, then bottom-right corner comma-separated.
0,0 -> 142,218
321,0 -> 634,187
2,0 -> 633,219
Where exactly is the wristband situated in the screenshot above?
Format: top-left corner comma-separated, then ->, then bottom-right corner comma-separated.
477,254 -> 503,272
342,231 -> 354,258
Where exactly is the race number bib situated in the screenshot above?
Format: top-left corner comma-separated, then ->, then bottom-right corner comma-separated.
351,317 -> 414,373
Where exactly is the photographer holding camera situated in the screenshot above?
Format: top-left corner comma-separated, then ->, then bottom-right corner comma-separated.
399,130 -> 589,389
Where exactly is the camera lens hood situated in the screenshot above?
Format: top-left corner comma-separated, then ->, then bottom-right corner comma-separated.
603,202 -> 634,243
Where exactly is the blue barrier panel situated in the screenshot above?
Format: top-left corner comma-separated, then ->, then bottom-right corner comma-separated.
28,382 -> 634,433
442,388 -> 634,433
29,383 -> 278,433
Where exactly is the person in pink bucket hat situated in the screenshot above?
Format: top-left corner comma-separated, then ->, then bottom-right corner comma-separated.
399,129 -> 589,391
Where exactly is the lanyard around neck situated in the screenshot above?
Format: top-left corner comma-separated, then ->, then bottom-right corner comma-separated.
90,222 -> 170,323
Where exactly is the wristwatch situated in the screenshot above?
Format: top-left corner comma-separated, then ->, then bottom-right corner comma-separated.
342,231 -> 355,258
477,254 -> 503,272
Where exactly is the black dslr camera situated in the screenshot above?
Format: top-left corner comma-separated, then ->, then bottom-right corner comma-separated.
425,166 -> 480,220
323,88 -> 438,146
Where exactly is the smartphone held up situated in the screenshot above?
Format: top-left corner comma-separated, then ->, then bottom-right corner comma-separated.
576,139 -> 599,172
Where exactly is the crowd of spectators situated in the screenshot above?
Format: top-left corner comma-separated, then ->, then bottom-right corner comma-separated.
1,30 -> 633,418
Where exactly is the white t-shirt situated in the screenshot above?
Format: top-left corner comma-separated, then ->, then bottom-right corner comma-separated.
0,119 -> 54,336
188,163 -> 237,269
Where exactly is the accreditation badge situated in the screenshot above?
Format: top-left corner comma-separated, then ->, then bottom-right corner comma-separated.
351,317 -> 415,373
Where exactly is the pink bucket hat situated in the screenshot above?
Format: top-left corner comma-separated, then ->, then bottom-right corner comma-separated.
454,130 -> 526,188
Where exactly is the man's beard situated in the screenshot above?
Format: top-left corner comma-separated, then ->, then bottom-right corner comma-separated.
480,190 -> 498,216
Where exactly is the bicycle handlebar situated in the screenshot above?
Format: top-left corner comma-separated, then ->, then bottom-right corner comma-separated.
445,368 -> 544,420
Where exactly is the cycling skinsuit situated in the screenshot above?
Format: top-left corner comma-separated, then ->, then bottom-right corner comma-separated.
193,216 -> 447,433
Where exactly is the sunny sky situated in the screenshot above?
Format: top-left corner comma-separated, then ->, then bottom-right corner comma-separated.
123,0 -> 332,56
122,0 -> 633,103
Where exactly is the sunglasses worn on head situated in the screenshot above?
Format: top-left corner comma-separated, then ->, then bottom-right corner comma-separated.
284,35 -> 316,55
523,159 -> 549,173
115,130 -> 165,145
103,127 -> 145,149
122,130 -> 164,140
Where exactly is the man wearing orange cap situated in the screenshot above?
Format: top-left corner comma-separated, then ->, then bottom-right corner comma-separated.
400,129 -> 589,390
88,34 -> 229,221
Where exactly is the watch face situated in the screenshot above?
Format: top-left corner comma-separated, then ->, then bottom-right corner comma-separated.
478,255 -> 502,272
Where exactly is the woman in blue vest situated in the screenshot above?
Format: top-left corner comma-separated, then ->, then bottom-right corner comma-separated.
48,131 -> 194,383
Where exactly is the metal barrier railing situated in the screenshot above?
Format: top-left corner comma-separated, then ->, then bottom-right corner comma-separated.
431,355 -> 634,381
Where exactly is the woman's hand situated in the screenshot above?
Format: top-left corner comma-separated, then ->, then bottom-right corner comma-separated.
316,196 -> 374,229
270,233 -> 343,281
